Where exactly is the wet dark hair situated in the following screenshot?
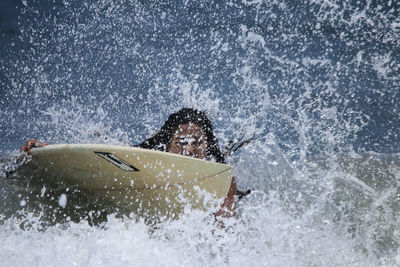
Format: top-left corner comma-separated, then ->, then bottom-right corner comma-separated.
138,108 -> 225,163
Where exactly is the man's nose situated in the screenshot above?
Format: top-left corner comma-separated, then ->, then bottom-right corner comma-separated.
184,144 -> 194,156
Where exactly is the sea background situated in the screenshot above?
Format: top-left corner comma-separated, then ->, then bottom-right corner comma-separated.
0,0 -> 400,266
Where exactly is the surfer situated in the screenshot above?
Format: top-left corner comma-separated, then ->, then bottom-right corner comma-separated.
21,108 -> 251,219
137,108 -> 251,218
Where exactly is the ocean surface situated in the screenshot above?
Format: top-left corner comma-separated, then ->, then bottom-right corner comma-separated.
1,0 -> 400,266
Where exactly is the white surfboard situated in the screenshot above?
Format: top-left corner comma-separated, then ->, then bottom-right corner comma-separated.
17,144 -> 233,220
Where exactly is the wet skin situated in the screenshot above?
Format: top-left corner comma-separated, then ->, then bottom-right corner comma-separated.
169,123 -> 207,159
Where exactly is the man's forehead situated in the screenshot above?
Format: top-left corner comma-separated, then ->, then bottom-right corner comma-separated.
176,134 -> 202,139
174,133 -> 203,141
177,122 -> 197,129
175,123 -> 202,132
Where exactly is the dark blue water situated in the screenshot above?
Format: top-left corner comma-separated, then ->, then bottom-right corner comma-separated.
0,0 -> 399,156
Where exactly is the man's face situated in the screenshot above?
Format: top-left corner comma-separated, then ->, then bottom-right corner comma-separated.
169,123 -> 207,159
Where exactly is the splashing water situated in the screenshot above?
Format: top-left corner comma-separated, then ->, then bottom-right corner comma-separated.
1,0 -> 400,265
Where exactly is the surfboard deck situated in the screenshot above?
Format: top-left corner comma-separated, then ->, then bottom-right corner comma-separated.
16,144 -> 233,219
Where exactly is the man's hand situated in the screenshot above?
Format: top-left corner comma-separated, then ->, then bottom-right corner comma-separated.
21,139 -> 48,155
